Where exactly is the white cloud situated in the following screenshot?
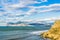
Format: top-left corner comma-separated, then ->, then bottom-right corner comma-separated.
0,0 -> 60,25
19,4 -> 60,22
20,17 -> 60,23
41,0 -> 47,2
11,0 -> 47,8
38,17 -> 60,21
2,0 -> 47,16
1,4 -> 60,23
28,4 -> 60,14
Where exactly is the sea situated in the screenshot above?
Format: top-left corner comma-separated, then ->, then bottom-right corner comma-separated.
0,25 -> 51,40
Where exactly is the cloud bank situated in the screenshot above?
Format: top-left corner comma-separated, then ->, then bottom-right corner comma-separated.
0,0 -> 60,25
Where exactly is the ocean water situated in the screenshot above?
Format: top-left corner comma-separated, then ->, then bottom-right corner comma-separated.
0,25 -> 51,40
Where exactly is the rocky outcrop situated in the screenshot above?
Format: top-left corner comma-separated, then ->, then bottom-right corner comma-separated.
41,20 -> 60,40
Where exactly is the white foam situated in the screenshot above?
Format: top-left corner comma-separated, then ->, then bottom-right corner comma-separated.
30,30 -> 48,35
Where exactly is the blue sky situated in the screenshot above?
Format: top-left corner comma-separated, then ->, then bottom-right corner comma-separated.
0,0 -> 60,25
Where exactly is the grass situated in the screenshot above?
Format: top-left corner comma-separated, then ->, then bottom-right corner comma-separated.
41,20 -> 60,40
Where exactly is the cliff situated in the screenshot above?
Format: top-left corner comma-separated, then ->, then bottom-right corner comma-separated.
41,20 -> 60,40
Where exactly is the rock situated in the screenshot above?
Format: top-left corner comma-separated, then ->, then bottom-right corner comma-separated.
41,20 -> 60,40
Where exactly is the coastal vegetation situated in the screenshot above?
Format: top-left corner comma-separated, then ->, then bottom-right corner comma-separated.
41,20 -> 60,40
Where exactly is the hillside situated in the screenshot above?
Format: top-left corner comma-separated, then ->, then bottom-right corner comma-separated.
41,20 -> 60,40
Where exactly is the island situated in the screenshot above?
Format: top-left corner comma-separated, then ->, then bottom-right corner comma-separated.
41,20 -> 60,40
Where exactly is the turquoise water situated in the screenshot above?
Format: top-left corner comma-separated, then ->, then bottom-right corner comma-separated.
0,25 -> 51,40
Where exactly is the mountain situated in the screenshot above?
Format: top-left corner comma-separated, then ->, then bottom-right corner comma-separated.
7,20 -> 54,26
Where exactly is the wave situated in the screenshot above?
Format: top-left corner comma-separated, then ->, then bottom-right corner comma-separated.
29,30 -> 48,35
8,30 -> 48,40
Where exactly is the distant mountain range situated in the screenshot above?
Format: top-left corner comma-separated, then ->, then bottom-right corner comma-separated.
7,21 -> 54,26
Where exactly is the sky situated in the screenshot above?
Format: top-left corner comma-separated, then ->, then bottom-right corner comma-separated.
0,0 -> 60,25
